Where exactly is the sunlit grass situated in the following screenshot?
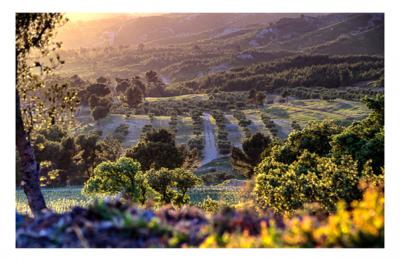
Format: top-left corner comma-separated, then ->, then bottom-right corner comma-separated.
16,187 -> 94,215
16,185 -> 241,215
264,99 -> 368,123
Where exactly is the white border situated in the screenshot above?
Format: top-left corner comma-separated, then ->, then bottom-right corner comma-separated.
1,0 -> 400,260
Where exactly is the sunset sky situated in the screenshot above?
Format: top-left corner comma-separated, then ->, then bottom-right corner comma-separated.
66,13 -> 162,22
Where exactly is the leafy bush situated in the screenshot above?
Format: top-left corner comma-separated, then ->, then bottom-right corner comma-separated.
83,157 -> 147,204
145,168 -> 174,204
254,151 -> 361,213
172,168 -> 202,206
270,120 -> 343,164
198,196 -> 221,213
331,94 -> 384,173
145,167 -> 201,205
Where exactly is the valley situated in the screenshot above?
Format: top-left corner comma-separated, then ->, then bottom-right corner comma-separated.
15,12 -> 385,248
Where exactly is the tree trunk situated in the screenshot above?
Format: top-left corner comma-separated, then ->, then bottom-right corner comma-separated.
16,90 -> 47,216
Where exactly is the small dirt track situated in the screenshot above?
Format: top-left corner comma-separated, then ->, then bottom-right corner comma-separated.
200,112 -> 218,166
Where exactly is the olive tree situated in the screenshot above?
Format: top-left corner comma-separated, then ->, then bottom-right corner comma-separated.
172,168 -> 202,206
145,168 -> 175,204
83,157 -> 146,203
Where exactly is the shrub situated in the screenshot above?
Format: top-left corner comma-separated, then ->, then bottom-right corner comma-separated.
172,168 -> 202,206
254,151 -> 360,214
145,168 -> 201,206
331,94 -> 384,173
198,196 -> 220,213
200,183 -> 384,248
83,157 -> 147,203
145,168 -> 176,204
270,120 -> 343,164
16,182 -> 383,248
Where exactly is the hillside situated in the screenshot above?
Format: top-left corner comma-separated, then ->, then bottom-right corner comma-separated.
57,13 -> 300,49
16,13 -> 385,249
167,54 -> 384,95
54,13 -> 384,84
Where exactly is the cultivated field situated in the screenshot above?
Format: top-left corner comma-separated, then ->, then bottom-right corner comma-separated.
76,97 -> 369,147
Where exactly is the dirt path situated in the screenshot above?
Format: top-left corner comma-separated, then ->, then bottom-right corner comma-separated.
200,112 -> 218,166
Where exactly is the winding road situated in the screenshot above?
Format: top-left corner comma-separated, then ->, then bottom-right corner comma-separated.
200,112 -> 218,166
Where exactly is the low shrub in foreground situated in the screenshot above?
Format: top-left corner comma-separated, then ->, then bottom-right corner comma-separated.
16,183 -> 383,248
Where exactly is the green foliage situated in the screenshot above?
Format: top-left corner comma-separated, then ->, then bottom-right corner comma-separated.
254,150 -> 360,214
83,157 -> 144,202
126,128 -> 185,171
270,120 -> 343,164
255,96 -> 384,212
253,96 -> 384,214
198,196 -> 220,213
17,14 -> 79,136
145,168 -> 176,204
31,129 -> 125,187
33,127 -> 80,186
36,125 -> 66,142
172,168 -> 202,206
331,94 -> 384,172
144,167 -> 201,205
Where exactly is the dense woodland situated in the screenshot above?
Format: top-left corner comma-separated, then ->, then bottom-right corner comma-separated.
16,13 -> 384,248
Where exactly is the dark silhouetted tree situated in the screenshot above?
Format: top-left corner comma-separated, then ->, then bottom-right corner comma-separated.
231,132 -> 272,178
125,128 -> 185,171
126,86 -> 143,109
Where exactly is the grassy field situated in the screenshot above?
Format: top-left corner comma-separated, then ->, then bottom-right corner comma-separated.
16,186 -> 93,215
263,98 -> 368,133
265,99 -> 368,122
16,185 -> 241,215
